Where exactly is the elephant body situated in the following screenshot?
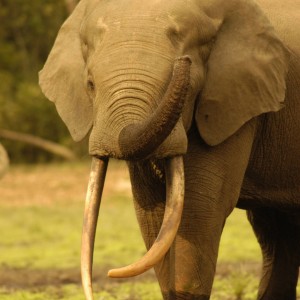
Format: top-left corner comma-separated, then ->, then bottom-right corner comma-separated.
132,2 -> 300,298
239,2 -> 300,297
39,0 -> 300,299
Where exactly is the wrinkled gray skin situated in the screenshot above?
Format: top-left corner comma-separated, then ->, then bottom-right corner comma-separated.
39,0 -> 300,299
0,143 -> 9,179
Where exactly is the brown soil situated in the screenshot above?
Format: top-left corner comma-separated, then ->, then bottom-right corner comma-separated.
0,160 -> 131,206
0,266 -> 156,290
0,263 -> 261,290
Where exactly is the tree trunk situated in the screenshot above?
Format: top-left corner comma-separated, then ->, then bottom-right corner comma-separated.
0,129 -> 77,161
0,143 -> 9,179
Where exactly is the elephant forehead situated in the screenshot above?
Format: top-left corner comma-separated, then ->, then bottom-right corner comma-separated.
100,15 -> 170,32
95,0 -> 171,14
80,9 -> 170,47
85,0 -> 190,27
81,13 -> 175,54
84,11 -> 170,32
82,0 -> 220,46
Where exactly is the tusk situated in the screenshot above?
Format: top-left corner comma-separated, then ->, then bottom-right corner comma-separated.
81,157 -> 108,300
108,155 -> 184,278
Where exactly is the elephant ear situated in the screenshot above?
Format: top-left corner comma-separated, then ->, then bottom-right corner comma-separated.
195,1 -> 290,146
39,0 -> 92,142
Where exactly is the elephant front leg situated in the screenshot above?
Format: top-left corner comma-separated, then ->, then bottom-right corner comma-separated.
128,159 -> 225,299
166,209 -> 226,300
129,161 -> 221,300
162,157 -> 237,300
161,122 -> 257,299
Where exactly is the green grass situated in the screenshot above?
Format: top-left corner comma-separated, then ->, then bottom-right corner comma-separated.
211,209 -> 261,300
0,282 -> 162,300
0,190 -> 161,299
0,196 -> 145,269
219,209 -> 261,263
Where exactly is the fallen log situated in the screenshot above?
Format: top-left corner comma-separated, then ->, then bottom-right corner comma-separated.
0,129 -> 77,161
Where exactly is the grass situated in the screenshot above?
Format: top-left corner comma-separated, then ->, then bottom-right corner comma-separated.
0,161 -> 298,299
211,210 -> 261,300
0,282 -> 161,300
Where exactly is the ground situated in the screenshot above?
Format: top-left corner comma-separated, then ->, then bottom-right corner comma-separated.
0,160 -> 298,299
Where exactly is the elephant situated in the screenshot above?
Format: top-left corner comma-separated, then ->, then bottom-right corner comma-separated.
39,0 -> 300,299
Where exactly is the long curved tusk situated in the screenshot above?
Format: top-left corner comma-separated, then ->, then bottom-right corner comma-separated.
81,157 -> 108,300
108,155 -> 184,278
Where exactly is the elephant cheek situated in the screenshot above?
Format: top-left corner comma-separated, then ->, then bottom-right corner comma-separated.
153,119 -> 188,159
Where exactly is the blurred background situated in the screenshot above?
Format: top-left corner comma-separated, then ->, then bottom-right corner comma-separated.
0,0 -> 87,164
0,1 -> 297,299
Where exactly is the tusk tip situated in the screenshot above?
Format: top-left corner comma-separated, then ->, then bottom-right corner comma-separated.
107,268 -> 124,278
107,269 -> 114,278
107,265 -> 148,278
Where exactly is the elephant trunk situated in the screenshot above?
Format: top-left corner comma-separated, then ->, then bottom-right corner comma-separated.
81,156 -> 185,298
118,56 -> 191,160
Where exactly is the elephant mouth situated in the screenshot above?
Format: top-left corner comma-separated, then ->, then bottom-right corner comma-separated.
81,57 -> 191,299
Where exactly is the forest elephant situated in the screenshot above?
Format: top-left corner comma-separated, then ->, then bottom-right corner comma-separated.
39,0 -> 300,299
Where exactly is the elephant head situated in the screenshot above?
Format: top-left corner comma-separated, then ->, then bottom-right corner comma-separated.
39,0 -> 289,298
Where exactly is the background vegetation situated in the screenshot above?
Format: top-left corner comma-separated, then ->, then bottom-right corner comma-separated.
0,0 -> 82,163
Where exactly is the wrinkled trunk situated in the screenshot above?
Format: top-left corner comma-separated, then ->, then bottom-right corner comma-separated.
81,156 -> 185,299
118,56 -> 191,160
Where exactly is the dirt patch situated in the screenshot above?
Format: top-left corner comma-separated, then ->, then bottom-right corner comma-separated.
0,267 -> 82,289
0,263 -> 260,291
0,160 -> 131,206
0,266 -> 156,290
0,262 -> 261,290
